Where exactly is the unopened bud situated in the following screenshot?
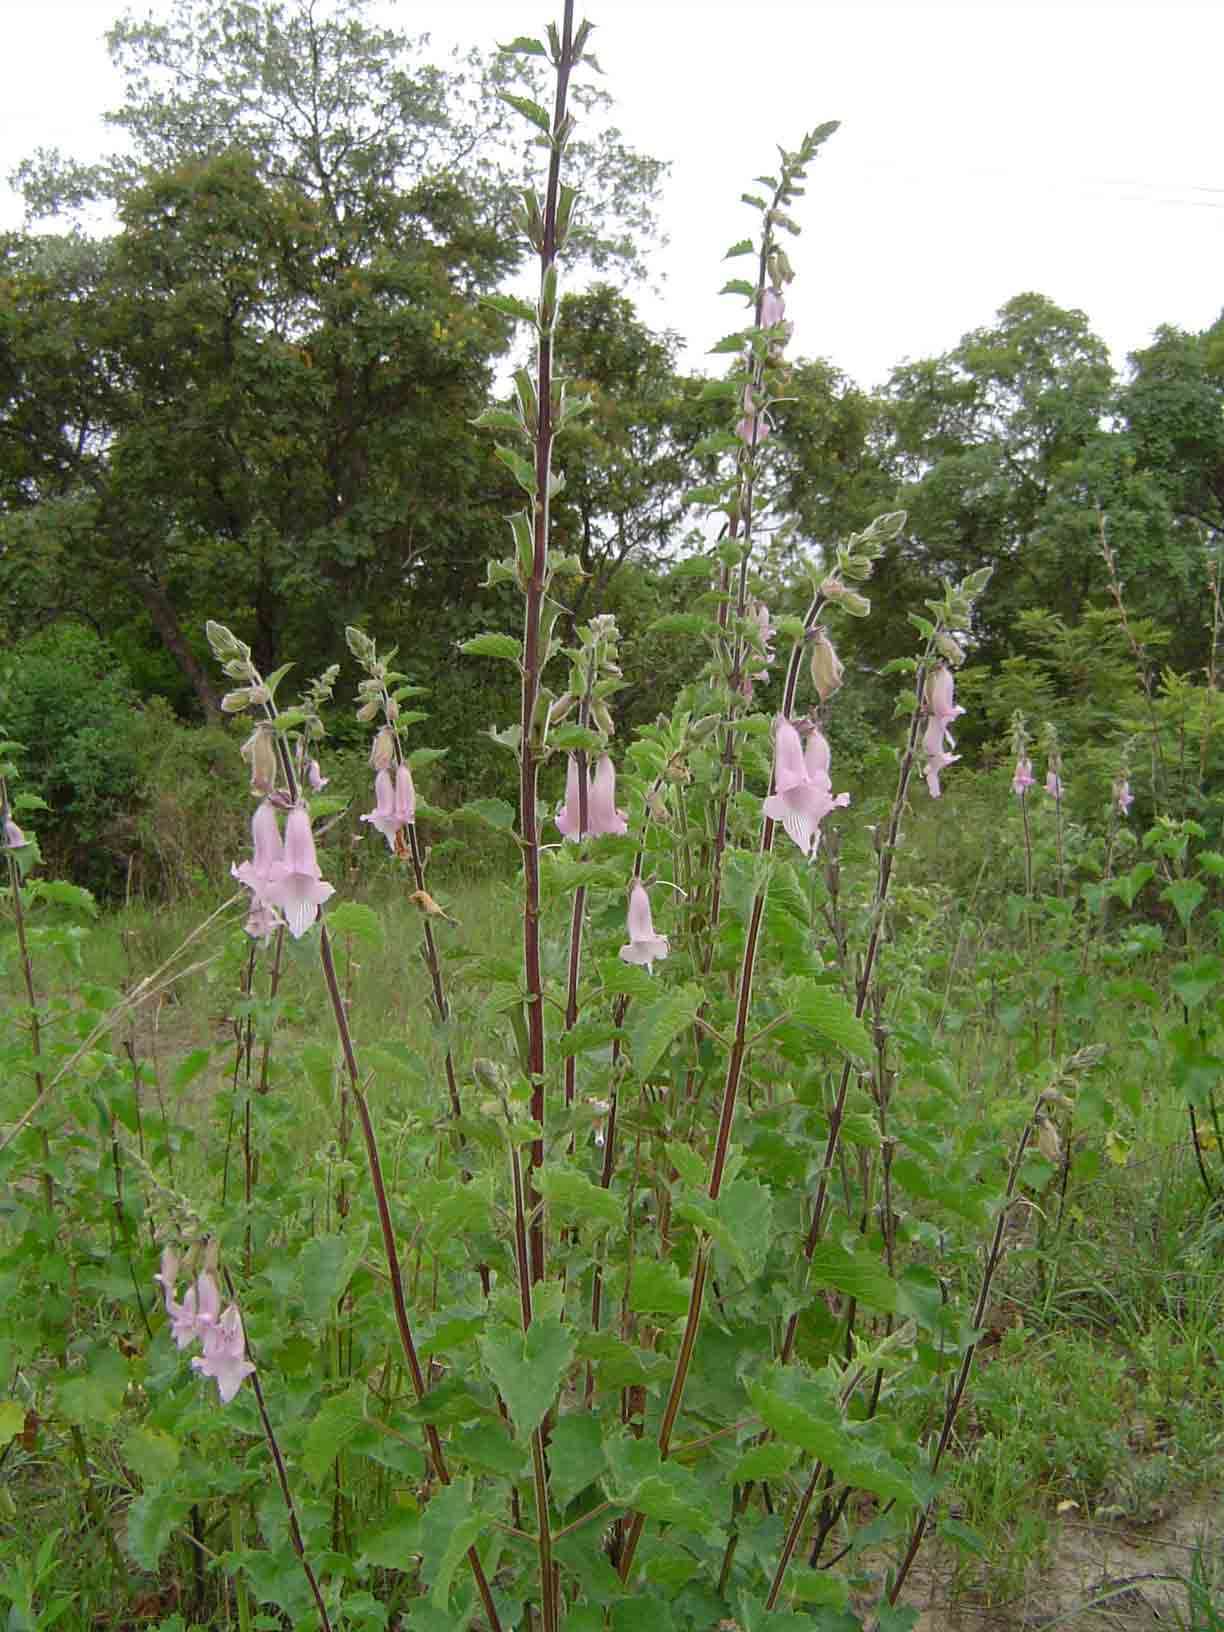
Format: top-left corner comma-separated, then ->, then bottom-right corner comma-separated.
221,688 -> 255,713
1036,1119 -> 1062,1166
384,697 -> 400,723
369,726 -> 396,771
549,692 -> 576,726
356,699 -> 380,723
936,632 -> 965,666
592,701 -> 614,737
241,726 -> 278,794
841,592 -> 871,619
646,790 -> 670,822
820,576 -> 845,601
472,1058 -> 502,1091
809,629 -> 844,702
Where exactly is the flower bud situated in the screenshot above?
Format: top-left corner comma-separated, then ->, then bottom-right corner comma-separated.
820,576 -> 845,601
369,726 -> 397,771
809,629 -> 844,702
936,632 -> 965,666
221,688 -> 255,713
841,592 -> 871,618
549,692 -> 576,726
472,1058 -> 502,1091
241,726 -> 278,794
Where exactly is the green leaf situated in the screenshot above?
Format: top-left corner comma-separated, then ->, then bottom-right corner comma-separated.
479,1316 -> 575,1437
127,1485 -> 189,1571
550,724 -> 605,751
1169,954 -> 1223,1011
806,1242 -> 897,1313
357,1509 -> 421,1571
718,1179 -> 773,1280
302,1384 -> 367,1485
56,1346 -> 127,1426
724,239 -> 754,258
536,1166 -> 622,1231
789,1568 -> 850,1607
460,798 -> 518,831
498,34 -> 548,56
709,331 -> 751,355
788,981 -> 872,1059
1162,877 -> 1206,930
460,632 -> 522,663
498,91 -> 552,133
603,1434 -> 712,1533
0,1401 -> 24,1449
626,984 -> 702,1076
418,1480 -> 484,1609
549,1413 -> 607,1509
730,1441 -> 797,1482
628,1259 -> 691,1318
1111,862 -> 1155,908
296,1228 -> 368,1323
450,1421 -> 527,1480
123,1425 -> 180,1486
494,443 -> 538,495
326,902 -> 384,948
172,1049 -> 211,1092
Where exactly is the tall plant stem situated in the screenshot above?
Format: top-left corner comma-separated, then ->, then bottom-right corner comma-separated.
780,654 -> 931,1367
520,0 -> 576,1287
617,599 -> 827,1582
405,823 -> 462,1120
317,921 -> 503,1631
246,1361 -> 334,1632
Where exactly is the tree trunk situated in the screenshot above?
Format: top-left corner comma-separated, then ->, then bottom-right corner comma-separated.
132,573 -> 224,720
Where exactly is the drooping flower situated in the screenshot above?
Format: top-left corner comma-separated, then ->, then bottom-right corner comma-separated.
264,805 -> 334,938
921,664 -> 965,800
760,287 -> 786,328
618,882 -> 669,971
588,755 -> 628,836
735,384 -> 772,447
1114,777 -> 1133,817
306,759 -> 328,792
809,628 -> 844,702
243,900 -> 283,943
1045,770 -> 1063,800
557,755 -> 627,841
362,769 -> 398,848
2,817 -> 27,849
191,1304 -> 255,1405
394,764 -> 416,827
1012,757 -> 1035,796
232,800 -> 284,905
154,1249 -> 221,1351
763,718 -> 850,858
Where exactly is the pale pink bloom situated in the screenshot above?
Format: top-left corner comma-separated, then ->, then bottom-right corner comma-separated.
588,755 -> 628,836
394,764 -> 416,826
361,768 -> 400,849
2,818 -> 26,849
232,800 -> 283,904
763,718 -> 850,858
264,805 -> 334,938
735,385 -> 772,447
1045,770 -> 1063,800
751,602 -> 775,684
618,882 -> 669,971
155,1249 -> 221,1351
1114,777 -> 1133,816
922,665 -> 965,800
191,1304 -> 255,1405
760,287 -> 786,328
243,900 -> 283,942
557,755 -> 626,841
1012,757 -> 1035,796
306,759 -> 328,792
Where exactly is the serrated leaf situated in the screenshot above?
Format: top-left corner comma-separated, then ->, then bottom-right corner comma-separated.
498,91 -> 552,132
536,1165 -> 622,1230
806,1241 -> 897,1312
123,1425 -> 180,1486
326,902 -> 384,949
708,331 -> 750,355
172,1049 -> 211,1092
460,632 -> 522,663
628,1259 -> 691,1318
418,1480 -> 484,1610
460,798 -> 517,831
450,1421 -> 527,1479
724,239 -> 754,258
789,982 -> 871,1059
479,1316 -> 575,1437
296,1229 -> 368,1323
603,1434 -> 711,1533
56,1346 -> 127,1426
1163,878 -> 1206,930
494,443 -> 538,495
718,1179 -> 773,1279
498,34 -> 548,57
626,984 -> 702,1076
126,1485 -> 189,1571
730,1441 -> 797,1482
549,724 -> 605,751
1169,954 -> 1223,1011
302,1384 -> 367,1485
550,1413 -> 606,1509
357,1510 -> 421,1571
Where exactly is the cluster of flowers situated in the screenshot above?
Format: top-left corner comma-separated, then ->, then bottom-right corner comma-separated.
154,1249 -> 254,1405
232,800 -> 335,940
1012,758 -> 1133,817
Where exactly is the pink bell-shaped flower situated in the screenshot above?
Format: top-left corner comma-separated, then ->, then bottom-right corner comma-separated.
191,1304 -> 256,1405
763,718 -> 849,858
588,755 -> 628,837
618,882 -> 669,971
1012,757 -> 1035,796
1114,777 -> 1133,816
921,665 -> 965,800
264,805 -> 334,938
232,800 -> 284,904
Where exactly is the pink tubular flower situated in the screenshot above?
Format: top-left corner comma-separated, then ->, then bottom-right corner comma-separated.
394,764 -> 416,827
191,1304 -> 255,1405
588,755 -> 628,836
361,768 -> 400,849
306,759 -> 328,792
760,287 -> 786,328
1045,770 -> 1063,800
618,882 -> 669,971
1012,757 -> 1035,796
735,385 -> 772,447
154,1249 -> 221,1351
1114,777 -> 1133,817
2,817 -> 26,849
264,805 -> 334,938
922,665 -> 965,800
232,799 -> 284,905
557,755 -> 626,841
763,718 -> 850,858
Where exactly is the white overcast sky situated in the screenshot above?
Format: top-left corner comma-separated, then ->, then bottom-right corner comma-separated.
2,0 -> 1221,389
